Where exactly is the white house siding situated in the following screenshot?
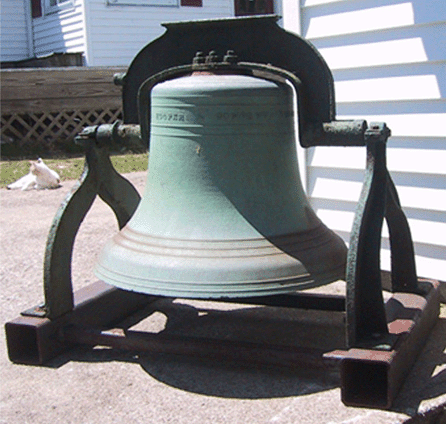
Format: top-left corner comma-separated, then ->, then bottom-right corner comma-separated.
300,0 -> 446,281
32,0 -> 86,58
84,0 -> 234,66
1,0 -> 33,61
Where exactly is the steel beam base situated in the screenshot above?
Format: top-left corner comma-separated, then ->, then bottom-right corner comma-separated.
325,279 -> 441,409
5,279 -> 440,409
5,281 -> 155,365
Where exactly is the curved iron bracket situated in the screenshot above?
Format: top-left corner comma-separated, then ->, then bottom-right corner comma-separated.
346,123 -> 420,347
121,15 -> 335,126
41,140 -> 141,319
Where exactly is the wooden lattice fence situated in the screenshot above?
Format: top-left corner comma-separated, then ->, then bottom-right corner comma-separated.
1,67 -> 126,155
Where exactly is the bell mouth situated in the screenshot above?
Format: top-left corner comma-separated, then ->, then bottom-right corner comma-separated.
95,222 -> 347,299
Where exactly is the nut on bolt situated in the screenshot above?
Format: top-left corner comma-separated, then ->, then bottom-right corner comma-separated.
205,50 -> 219,64
193,51 -> 206,65
223,50 -> 238,64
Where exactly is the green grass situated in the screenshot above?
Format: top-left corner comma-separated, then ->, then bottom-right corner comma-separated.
0,153 -> 148,188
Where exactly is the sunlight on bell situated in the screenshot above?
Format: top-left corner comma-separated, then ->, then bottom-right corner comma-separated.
95,73 -> 347,298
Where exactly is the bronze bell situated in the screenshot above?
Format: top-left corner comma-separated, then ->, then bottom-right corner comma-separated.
95,71 -> 347,298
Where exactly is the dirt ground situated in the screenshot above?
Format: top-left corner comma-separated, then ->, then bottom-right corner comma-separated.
1,172 -> 445,424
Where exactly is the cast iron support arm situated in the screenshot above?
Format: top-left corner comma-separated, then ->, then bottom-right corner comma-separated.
345,123 -> 420,347
41,130 -> 141,320
346,123 -> 390,346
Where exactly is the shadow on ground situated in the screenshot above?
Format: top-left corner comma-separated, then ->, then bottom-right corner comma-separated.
42,297 -> 445,411
45,297 -> 344,400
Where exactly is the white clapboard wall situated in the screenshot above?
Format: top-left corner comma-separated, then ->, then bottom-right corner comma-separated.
32,0 -> 86,59
83,0 -> 233,66
299,0 -> 445,281
30,0 -> 233,66
0,0 -> 33,62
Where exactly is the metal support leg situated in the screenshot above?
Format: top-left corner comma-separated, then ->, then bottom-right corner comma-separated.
40,140 -> 141,319
346,123 -> 391,347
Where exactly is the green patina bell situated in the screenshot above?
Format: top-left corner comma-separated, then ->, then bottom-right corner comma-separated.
95,73 -> 347,298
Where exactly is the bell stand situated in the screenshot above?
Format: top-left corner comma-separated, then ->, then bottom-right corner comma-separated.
4,16 -> 441,409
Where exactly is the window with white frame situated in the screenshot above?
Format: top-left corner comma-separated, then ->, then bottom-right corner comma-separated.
32,0 -> 73,18
107,0 -> 179,7
45,0 -> 74,14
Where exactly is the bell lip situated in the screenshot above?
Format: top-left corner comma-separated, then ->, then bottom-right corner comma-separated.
95,264 -> 346,299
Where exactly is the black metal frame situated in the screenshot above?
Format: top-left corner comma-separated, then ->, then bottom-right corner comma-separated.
4,16 -> 441,410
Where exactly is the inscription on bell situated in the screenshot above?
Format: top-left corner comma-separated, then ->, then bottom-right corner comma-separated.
155,112 -> 186,122
153,107 -> 292,126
